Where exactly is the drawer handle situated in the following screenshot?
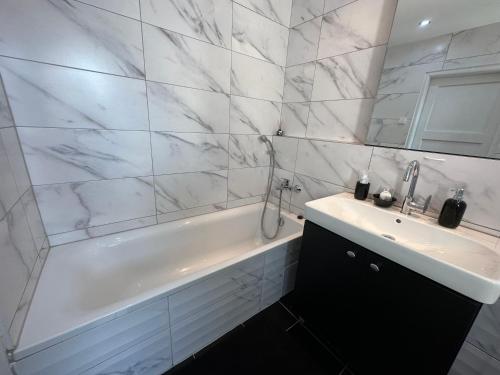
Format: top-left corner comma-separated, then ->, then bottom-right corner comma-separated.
346,250 -> 356,258
370,263 -> 381,272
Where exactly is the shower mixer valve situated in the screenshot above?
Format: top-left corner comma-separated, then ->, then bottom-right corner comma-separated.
277,178 -> 302,193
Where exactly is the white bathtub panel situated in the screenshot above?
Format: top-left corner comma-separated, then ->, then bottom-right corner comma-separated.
171,287 -> 261,364
14,298 -> 169,375
169,256 -> 265,326
82,330 -> 172,375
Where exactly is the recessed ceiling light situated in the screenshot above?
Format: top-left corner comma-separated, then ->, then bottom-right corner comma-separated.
418,19 -> 431,28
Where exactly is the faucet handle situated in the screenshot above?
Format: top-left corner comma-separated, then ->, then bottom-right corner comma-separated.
423,195 -> 432,214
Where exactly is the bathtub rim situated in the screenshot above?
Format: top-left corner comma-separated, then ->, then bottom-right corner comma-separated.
14,203 -> 304,360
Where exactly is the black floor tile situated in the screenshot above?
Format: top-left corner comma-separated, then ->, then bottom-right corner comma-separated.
167,303 -> 344,375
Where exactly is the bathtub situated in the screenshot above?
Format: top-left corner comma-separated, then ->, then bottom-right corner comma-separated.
12,203 -> 304,375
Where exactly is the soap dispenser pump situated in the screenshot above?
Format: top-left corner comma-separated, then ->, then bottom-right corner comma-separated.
354,172 -> 370,200
438,188 -> 467,229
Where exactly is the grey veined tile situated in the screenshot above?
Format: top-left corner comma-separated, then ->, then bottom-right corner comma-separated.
228,167 -> 269,200
143,24 -> 231,93
232,3 -> 289,66
324,0 -> 356,13
229,96 -> 281,135
0,131 -> 21,219
231,53 -> 284,102
152,132 -> 228,175
0,57 -> 149,131
34,177 -> 156,234
0,127 -> 31,195
78,0 -> 140,19
147,82 -> 229,133
18,127 -> 152,185
467,303 -> 500,361
233,0 -> 292,27
0,79 -> 13,128
317,0 -> 396,59
155,171 -> 227,214
280,103 -> 310,138
286,18 -> 322,66
295,139 -> 372,188
283,62 -> 316,102
140,0 -> 232,48
450,342 -> 500,375
312,46 -> 386,101
229,134 -> 271,168
0,0 -> 144,78
447,22 -> 500,61
290,0 -> 324,27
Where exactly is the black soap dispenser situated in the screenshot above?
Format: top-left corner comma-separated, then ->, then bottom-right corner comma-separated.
438,188 -> 467,229
354,172 -> 370,200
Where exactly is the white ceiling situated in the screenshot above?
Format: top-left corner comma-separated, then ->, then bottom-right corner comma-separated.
389,0 -> 500,46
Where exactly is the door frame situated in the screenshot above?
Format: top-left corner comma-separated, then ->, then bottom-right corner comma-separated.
405,65 -> 500,149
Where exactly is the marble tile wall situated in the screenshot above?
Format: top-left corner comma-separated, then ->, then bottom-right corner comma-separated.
0,75 -> 48,349
0,0 -> 295,247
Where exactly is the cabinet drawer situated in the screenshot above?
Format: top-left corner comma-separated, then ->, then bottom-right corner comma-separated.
82,330 -> 172,375
169,255 -> 265,326
14,297 -> 169,375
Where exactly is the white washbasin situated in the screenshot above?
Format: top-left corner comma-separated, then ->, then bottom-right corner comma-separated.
305,193 -> 500,304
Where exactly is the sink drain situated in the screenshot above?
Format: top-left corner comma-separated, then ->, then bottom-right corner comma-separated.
381,234 -> 396,241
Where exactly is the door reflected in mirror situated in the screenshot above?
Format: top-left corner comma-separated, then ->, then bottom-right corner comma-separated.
366,0 -> 500,159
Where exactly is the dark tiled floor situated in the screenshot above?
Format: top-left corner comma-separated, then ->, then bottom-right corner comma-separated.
167,302 -> 350,375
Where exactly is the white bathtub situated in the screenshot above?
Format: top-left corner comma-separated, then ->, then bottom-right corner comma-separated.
13,203 -> 303,375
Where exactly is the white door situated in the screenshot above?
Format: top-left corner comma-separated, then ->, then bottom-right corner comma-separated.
409,71 -> 500,158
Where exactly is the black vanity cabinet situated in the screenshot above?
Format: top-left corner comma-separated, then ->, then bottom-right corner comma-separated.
290,221 -> 482,375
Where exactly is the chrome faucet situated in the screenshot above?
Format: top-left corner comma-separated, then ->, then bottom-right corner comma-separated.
277,178 -> 301,193
400,160 -> 432,215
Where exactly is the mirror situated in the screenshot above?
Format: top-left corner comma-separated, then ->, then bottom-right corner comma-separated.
366,0 -> 500,159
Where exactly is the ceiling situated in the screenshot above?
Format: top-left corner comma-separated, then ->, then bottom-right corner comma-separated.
389,0 -> 500,46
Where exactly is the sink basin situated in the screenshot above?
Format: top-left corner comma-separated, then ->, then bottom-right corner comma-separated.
305,193 -> 500,304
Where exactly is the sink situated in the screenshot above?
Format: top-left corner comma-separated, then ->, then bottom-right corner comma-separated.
305,193 -> 500,304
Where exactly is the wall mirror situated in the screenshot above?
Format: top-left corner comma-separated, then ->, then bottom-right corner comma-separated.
366,0 -> 500,159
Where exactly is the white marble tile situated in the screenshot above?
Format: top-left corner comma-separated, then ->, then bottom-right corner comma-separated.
48,216 -> 157,246
467,303 -> 500,361
8,243 -> 47,344
447,22 -> 500,61
366,118 -> 410,147
371,93 -> 419,120
226,195 -> 264,208
228,167 -> 269,200
20,189 -> 46,252
34,177 -> 156,234
450,342 -> 500,375
368,148 -> 500,231
155,171 -> 227,214
0,58 -> 148,130
143,24 -> 231,93
318,0 -> 396,59
147,82 -> 229,133
0,127 -> 30,195
324,0 -> 356,13
232,4 -> 289,66
378,62 -> 443,95
229,96 -> 281,135
0,0 -> 144,78
0,81 -> 13,128
77,0 -> 140,19
0,203 -> 34,336
312,46 -> 386,101
231,53 -> 284,102
141,0 -> 231,48
384,34 -> 452,69
280,103 -> 310,138
286,18 -> 322,66
233,0 -> 292,26
0,130 -> 20,219
291,173 -> 348,209
273,136 -> 298,172
229,134 -> 270,168
283,62 -> 316,102
18,128 -> 152,185
152,132 -> 228,174
444,53 -> 500,70
306,99 -> 374,143
295,139 -> 373,188
157,203 -> 226,224
290,0 -> 324,27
